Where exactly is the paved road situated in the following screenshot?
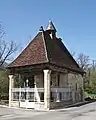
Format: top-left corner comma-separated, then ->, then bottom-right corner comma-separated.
0,102 -> 96,120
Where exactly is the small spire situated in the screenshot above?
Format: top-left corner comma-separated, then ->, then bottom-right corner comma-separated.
39,26 -> 44,32
46,21 -> 56,32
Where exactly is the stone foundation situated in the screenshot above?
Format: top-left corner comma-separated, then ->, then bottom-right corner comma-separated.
10,101 -> 19,107
9,100 -> 74,110
50,100 -> 73,109
34,102 -> 45,110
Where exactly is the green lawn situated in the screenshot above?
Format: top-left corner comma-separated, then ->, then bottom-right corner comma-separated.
85,92 -> 96,99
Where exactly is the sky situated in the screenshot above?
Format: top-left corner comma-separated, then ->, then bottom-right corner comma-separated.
0,0 -> 96,60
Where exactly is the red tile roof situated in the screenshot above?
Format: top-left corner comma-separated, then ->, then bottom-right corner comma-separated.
9,30 -> 83,73
44,31 -> 83,72
9,32 -> 48,67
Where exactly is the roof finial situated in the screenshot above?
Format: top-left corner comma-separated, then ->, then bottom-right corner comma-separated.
46,21 -> 57,32
39,26 -> 44,32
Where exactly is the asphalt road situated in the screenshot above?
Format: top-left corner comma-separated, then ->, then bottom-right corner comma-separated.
0,102 -> 96,120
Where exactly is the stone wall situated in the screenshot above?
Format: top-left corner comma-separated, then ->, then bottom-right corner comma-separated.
51,73 -> 58,87
34,102 -> 45,110
50,100 -> 72,109
68,73 -> 84,102
34,74 -> 43,88
34,72 -> 69,88
59,73 -> 68,87
51,72 -> 68,87
68,73 -> 83,90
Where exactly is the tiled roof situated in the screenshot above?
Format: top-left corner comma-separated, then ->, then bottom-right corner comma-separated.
9,32 -> 48,67
44,31 -> 83,72
9,27 -> 83,73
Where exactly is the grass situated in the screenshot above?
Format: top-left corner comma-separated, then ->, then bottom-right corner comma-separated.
85,91 -> 96,99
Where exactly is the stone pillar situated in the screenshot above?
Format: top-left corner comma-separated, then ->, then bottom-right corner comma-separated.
43,70 -> 51,110
9,75 -> 14,107
72,90 -> 75,103
81,88 -> 85,102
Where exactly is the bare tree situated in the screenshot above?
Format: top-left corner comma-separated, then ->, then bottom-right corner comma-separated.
91,60 -> 96,71
0,24 -> 18,67
77,53 -> 90,71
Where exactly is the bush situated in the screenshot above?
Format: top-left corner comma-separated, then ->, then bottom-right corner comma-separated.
0,70 -> 9,100
0,93 -> 9,100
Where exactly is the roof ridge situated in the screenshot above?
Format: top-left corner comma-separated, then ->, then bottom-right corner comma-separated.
41,31 -> 49,62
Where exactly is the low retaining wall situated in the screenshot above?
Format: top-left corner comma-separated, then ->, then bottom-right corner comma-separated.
10,100 -> 73,110
50,100 -> 73,109
11,101 -> 19,107
34,102 -> 45,110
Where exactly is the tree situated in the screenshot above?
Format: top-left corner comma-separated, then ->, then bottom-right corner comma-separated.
0,23 -> 18,67
77,53 -> 90,71
0,70 -> 9,100
0,23 -> 18,100
71,51 -> 96,97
